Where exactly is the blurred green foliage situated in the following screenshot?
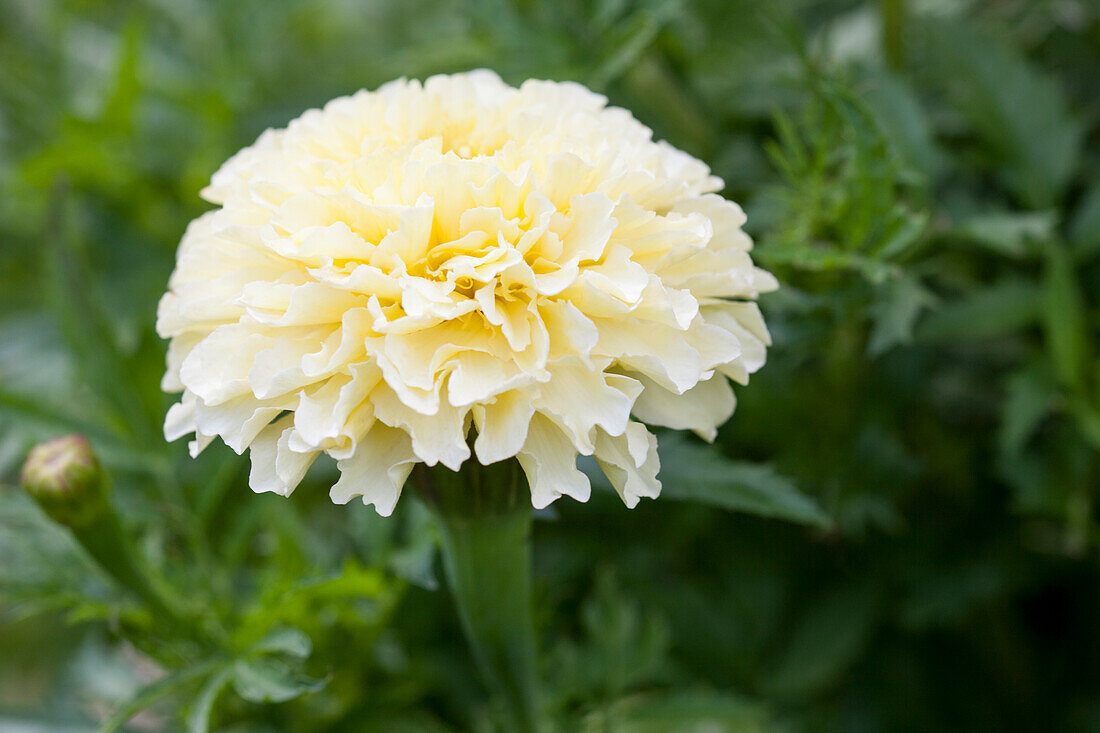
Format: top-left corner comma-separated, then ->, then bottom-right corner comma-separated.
2,0 -> 1100,730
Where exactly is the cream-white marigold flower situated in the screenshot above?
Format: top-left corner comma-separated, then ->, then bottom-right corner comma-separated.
157,70 -> 777,515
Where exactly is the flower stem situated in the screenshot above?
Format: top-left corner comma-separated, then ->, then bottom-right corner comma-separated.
420,461 -> 541,732
71,511 -> 189,631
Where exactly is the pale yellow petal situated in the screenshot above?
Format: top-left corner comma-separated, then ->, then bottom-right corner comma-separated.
517,414 -> 592,509
593,422 -> 661,508
473,389 -> 536,464
330,425 -> 419,516
631,373 -> 735,442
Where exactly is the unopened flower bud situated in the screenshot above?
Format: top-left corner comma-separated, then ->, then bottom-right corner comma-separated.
20,434 -> 108,527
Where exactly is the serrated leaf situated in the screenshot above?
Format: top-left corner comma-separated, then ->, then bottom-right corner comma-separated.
922,20 -> 1084,207
999,365 -> 1056,458
954,210 -> 1059,259
874,208 -> 928,261
867,274 -> 937,356
860,69 -> 940,180
547,571 -> 671,707
251,627 -> 312,659
285,559 -> 393,603
589,0 -> 680,91
231,657 -> 326,704
916,278 -> 1040,342
757,246 -> 899,283
655,434 -> 829,527
582,572 -> 670,697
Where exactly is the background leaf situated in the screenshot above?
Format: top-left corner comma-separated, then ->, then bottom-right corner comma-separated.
919,19 -> 1085,207
654,434 -> 830,527
231,657 -> 326,704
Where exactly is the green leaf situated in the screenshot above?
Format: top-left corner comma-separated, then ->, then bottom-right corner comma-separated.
0,386 -> 168,477
953,210 -> 1059,259
1069,182 -> 1100,260
874,207 -> 928,261
231,657 -> 326,704
101,663 -> 220,733
43,185 -> 151,441
1069,403 -> 1100,452
922,20 -> 1084,207
584,690 -> 770,733
902,559 -> 1007,629
186,668 -> 232,733
250,627 -> 313,659
1041,241 -> 1090,391
916,278 -> 1040,343
0,489 -> 96,608
546,571 -> 672,709
867,274 -> 937,356
234,558 -> 401,646
589,0 -> 680,91
900,563 -> 1004,630
860,68 -> 940,180
0,314 -> 137,476
760,79 -> 927,276
757,246 -> 899,283
760,585 -> 878,698
388,499 -> 440,590
999,365 -> 1056,458
280,559 -> 396,609
581,571 -> 670,698
654,434 -> 830,527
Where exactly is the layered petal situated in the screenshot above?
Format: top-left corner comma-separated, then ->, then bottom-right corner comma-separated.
159,70 -> 773,514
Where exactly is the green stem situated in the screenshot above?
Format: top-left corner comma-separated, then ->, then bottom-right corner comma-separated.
880,0 -> 905,70
72,511 -> 193,635
421,461 -> 541,732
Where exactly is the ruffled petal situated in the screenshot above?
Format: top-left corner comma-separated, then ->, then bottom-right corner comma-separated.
516,414 -> 592,509
160,70 -> 773,513
631,374 -> 735,442
330,424 -> 419,515
593,422 -> 661,508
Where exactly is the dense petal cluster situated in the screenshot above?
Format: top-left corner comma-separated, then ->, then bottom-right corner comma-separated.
158,70 -> 776,514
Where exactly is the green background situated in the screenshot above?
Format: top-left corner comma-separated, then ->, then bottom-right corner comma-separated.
2,0 -> 1100,730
